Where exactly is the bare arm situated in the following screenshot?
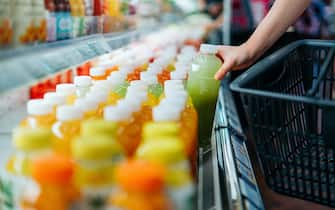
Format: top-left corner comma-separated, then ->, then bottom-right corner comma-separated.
215,0 -> 311,80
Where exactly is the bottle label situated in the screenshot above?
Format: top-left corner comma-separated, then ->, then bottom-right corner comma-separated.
56,13 -> 72,40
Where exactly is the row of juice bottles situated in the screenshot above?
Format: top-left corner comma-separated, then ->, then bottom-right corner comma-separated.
0,0 -> 135,47
4,44 -> 200,210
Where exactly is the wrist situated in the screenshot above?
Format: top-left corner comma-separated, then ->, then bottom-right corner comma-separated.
241,41 -> 258,64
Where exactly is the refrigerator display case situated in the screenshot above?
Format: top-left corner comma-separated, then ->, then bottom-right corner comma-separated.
0,18 -> 265,210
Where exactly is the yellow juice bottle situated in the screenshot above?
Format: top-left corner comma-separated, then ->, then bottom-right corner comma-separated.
52,105 -> 83,156
136,138 -> 195,210
104,105 -> 139,156
56,83 -> 77,105
20,99 -> 55,129
6,127 -> 52,176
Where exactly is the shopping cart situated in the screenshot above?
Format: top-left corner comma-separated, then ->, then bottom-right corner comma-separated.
230,40 -> 335,207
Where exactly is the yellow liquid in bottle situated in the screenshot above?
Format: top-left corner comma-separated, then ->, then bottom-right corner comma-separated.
53,120 -> 81,156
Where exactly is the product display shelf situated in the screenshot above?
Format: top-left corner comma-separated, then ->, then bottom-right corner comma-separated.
212,80 -> 265,210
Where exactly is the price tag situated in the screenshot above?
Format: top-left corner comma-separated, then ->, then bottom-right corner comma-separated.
75,43 -> 97,61
231,135 -> 252,169
87,39 -> 110,55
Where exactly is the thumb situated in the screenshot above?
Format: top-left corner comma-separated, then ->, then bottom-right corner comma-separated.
214,58 -> 235,80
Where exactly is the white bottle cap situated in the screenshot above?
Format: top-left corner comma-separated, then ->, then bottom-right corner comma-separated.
91,80 -> 113,91
153,106 -> 180,121
74,98 -> 98,112
86,91 -> 108,103
43,92 -> 67,106
97,60 -> 116,68
56,105 -> 83,121
56,84 -> 76,95
74,76 -> 92,87
90,67 -> 106,77
104,106 -> 131,121
107,73 -> 124,89
27,99 -> 53,116
141,72 -> 158,85
170,71 -> 187,80
200,44 -> 221,54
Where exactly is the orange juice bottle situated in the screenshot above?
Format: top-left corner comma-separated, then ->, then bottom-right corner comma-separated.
56,83 -> 77,105
110,160 -> 172,210
20,99 -> 55,129
136,138 -> 195,210
74,98 -> 99,120
74,76 -> 92,98
43,92 -> 67,113
104,105 -> 140,156
6,127 -> 52,176
52,105 -> 83,155
72,135 -> 124,209
90,66 -> 107,81
28,154 -> 79,210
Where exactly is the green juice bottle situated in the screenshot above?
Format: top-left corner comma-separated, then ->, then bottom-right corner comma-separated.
186,44 -> 222,146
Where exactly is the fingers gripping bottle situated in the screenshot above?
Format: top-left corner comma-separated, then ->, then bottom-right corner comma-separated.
52,105 -> 83,156
110,160 -> 172,210
187,44 -> 221,143
20,99 -> 55,129
136,138 -> 195,210
6,127 -> 53,176
72,135 -> 124,210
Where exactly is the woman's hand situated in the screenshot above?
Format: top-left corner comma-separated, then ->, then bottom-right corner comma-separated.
214,43 -> 256,80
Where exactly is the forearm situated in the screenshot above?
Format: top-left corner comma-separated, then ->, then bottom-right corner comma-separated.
245,0 -> 311,60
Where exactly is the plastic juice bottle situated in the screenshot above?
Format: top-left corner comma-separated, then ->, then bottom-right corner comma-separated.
29,154 -> 79,210
104,105 -> 139,156
43,92 -> 67,113
72,135 -> 123,209
6,127 -> 52,176
56,83 -> 77,105
20,99 -> 55,129
110,160 -> 171,210
136,138 -> 195,210
74,75 -> 92,98
90,66 -> 107,81
74,98 -> 99,120
103,0 -> 121,17
52,105 -> 83,155
187,44 -> 221,143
